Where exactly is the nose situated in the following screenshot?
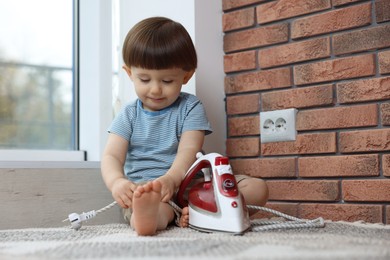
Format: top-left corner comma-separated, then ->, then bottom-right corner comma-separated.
150,83 -> 162,96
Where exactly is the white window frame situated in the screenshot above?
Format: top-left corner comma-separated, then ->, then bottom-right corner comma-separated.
78,0 -> 112,161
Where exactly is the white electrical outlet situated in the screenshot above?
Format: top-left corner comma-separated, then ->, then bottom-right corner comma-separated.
260,108 -> 297,143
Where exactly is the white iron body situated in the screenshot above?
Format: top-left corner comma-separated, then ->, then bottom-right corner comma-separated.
177,152 -> 251,234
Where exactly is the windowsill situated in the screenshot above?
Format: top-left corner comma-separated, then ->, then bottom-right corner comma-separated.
0,161 -> 100,168
0,150 -> 100,168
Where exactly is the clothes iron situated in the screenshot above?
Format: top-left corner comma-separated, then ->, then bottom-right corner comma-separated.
176,152 -> 251,234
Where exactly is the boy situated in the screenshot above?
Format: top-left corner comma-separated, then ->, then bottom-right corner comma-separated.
101,17 -> 268,236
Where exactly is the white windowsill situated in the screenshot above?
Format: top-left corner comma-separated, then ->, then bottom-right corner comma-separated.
0,150 -> 91,167
0,161 -> 100,168
0,149 -> 100,168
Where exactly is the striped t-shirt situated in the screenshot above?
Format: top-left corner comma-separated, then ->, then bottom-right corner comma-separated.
109,92 -> 212,183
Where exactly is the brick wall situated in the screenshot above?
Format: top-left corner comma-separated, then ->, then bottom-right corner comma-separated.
222,0 -> 390,224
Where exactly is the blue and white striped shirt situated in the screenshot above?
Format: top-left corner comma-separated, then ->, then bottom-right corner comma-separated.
109,92 -> 212,183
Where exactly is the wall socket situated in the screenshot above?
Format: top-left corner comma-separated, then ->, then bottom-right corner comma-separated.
260,108 -> 297,143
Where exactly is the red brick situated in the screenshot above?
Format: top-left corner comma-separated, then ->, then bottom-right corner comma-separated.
261,84 -> 334,111
261,132 -> 336,156
259,37 -> 330,68
296,104 -> 378,131
225,67 -> 292,94
383,154 -> 390,177
223,8 -> 255,32
257,0 -> 331,24
376,0 -> 390,23
226,137 -> 259,157
337,76 -> 390,103
230,157 -> 296,178
343,180 -> 390,202
228,115 -> 259,136
224,23 -> 288,53
340,129 -> 390,153
381,103 -> 390,126
224,50 -> 256,73
299,154 -> 380,177
299,203 -> 383,223
387,206 -> 390,224
333,24 -> 390,55
226,94 -> 260,115
291,3 -> 371,39
294,54 -> 375,85
223,0 -> 265,11
379,50 -> 390,75
266,180 -> 340,201
252,202 -> 298,219
332,0 -> 365,7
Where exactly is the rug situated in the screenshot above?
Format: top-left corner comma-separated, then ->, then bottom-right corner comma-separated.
0,221 -> 389,260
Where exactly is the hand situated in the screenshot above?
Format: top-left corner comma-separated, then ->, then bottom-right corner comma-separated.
155,174 -> 176,202
111,178 -> 137,208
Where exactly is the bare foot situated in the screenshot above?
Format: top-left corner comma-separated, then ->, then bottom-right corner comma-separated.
179,207 -> 189,228
131,181 -> 162,235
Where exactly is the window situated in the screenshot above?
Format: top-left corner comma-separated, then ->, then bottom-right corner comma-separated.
0,0 -> 224,162
0,0 -> 77,150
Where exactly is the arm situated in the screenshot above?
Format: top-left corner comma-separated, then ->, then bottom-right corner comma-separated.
157,130 -> 205,202
101,133 -> 137,208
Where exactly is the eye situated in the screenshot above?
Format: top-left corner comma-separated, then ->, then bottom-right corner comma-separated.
139,78 -> 150,83
162,80 -> 173,84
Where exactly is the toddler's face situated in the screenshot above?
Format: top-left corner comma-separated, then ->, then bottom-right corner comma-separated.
125,66 -> 193,112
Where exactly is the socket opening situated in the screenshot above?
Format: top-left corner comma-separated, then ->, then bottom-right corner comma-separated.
263,119 -> 274,133
275,118 -> 287,132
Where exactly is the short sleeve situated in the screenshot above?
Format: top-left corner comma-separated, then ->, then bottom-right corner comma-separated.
181,95 -> 213,135
108,103 -> 136,141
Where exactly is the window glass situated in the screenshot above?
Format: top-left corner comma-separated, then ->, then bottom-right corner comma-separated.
0,0 -> 76,150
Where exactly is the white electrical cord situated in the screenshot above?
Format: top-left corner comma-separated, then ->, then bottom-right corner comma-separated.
63,200 -> 324,231
247,205 -> 324,231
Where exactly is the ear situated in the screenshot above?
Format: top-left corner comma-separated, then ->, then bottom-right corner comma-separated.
182,70 -> 195,84
122,65 -> 133,80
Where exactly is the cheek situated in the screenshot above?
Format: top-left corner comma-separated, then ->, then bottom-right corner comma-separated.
165,87 -> 181,97
134,86 -> 146,97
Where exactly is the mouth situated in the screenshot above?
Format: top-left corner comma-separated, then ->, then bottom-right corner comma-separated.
149,97 -> 165,102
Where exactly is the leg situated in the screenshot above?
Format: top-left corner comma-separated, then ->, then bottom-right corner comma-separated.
237,176 -> 268,216
131,180 -> 175,236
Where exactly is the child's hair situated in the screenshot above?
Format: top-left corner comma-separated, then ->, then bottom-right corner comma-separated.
122,17 -> 197,71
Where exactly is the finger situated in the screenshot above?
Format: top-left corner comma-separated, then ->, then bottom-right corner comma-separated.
161,193 -> 172,203
124,199 -> 132,208
126,189 -> 134,199
129,182 -> 138,192
116,198 -> 127,209
120,194 -> 133,208
112,192 -> 126,208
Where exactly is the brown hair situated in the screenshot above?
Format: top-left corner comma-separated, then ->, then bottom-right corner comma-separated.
122,17 -> 197,71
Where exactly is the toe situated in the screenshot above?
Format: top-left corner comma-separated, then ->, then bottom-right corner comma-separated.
152,180 -> 162,192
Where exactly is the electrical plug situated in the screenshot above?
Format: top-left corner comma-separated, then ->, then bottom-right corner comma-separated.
67,210 -> 96,230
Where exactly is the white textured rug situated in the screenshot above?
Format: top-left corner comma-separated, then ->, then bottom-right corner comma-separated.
1,222 -> 390,260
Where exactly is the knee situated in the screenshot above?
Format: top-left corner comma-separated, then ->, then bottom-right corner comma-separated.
239,178 -> 269,206
258,179 -> 269,204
